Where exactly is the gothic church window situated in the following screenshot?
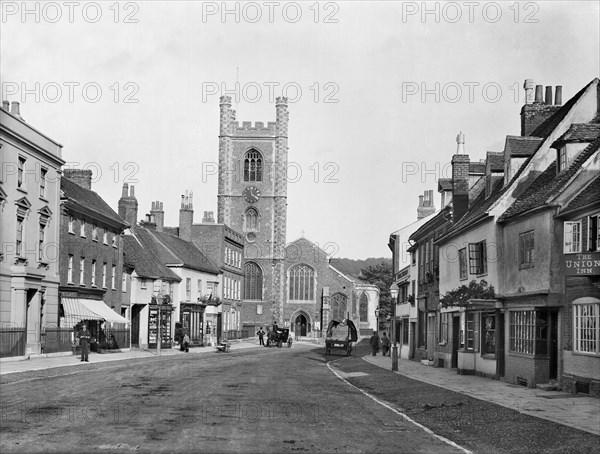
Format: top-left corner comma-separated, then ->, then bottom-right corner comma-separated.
331,293 -> 347,320
288,264 -> 315,300
359,293 -> 369,322
244,262 -> 263,300
245,208 -> 259,231
244,149 -> 263,182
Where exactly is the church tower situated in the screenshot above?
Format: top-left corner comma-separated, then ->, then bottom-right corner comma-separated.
217,96 -> 289,327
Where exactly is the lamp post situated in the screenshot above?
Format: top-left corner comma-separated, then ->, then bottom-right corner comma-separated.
390,289 -> 399,371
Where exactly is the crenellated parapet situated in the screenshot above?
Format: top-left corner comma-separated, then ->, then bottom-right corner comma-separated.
229,120 -> 277,137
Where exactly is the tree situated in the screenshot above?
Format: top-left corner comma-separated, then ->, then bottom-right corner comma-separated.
440,280 -> 495,308
360,261 -> 394,316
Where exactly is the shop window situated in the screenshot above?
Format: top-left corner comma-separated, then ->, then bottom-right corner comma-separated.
574,300 -> 599,355
465,312 -> 475,351
402,318 -> 409,345
564,221 -> 581,253
458,248 -> 467,280
481,312 -> 496,355
439,313 -> 449,344
510,311 -> 535,354
468,241 -> 487,275
519,230 -> 535,268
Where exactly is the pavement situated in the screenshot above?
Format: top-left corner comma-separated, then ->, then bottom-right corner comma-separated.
0,339 -> 269,375
363,353 -> 600,436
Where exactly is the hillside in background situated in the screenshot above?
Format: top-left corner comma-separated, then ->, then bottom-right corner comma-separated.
330,257 -> 392,279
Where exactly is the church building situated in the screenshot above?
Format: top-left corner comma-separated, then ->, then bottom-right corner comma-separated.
216,96 -> 379,337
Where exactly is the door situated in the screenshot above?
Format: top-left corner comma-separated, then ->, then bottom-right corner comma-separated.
549,311 -> 558,380
131,305 -> 142,347
496,309 -> 505,378
217,313 -> 223,343
295,314 -> 307,336
452,315 -> 460,368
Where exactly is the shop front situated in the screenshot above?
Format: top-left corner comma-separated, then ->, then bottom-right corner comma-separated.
180,302 -> 205,345
148,302 -> 173,349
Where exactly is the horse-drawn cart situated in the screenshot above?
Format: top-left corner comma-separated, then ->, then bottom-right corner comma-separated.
325,319 -> 358,356
266,324 -> 289,348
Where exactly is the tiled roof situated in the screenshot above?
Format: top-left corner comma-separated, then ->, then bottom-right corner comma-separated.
530,82 -> 592,138
61,178 -> 127,227
553,123 -> 600,145
486,152 -> 504,172
469,162 -> 486,174
504,136 -> 543,157
409,206 -> 452,242
133,227 -> 220,275
559,174 -> 600,215
438,178 -> 453,191
123,235 -> 180,281
499,138 -> 600,222
469,176 -> 486,205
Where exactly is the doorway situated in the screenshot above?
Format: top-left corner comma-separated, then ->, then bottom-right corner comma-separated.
131,304 -> 142,347
295,314 -> 307,337
452,315 -> 460,368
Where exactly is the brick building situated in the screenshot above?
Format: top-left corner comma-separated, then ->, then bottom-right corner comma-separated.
58,170 -> 130,348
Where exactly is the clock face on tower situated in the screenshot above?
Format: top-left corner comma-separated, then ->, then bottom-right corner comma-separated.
243,186 -> 261,203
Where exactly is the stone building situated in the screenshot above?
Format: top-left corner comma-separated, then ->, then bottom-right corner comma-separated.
216,95 -> 289,327
0,101 -> 64,356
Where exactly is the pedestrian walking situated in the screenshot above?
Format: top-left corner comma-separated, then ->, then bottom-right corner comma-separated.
369,331 -> 380,356
183,333 -> 190,352
78,323 -> 91,362
257,327 -> 265,346
381,332 -> 390,356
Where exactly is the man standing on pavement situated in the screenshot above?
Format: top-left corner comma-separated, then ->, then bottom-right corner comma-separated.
78,323 -> 91,362
369,331 -> 380,356
257,327 -> 265,346
381,332 -> 390,356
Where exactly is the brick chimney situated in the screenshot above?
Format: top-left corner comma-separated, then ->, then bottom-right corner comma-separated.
452,132 -> 470,223
10,101 -> 23,120
179,190 -> 194,241
202,211 -> 215,223
417,190 -> 435,220
140,213 -> 157,230
520,79 -> 562,136
150,201 -> 165,231
63,168 -> 93,190
118,183 -> 138,227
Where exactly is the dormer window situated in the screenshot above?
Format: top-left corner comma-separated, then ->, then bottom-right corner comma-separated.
558,147 -> 568,172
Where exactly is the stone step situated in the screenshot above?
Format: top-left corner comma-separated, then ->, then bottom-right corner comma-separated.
536,382 -> 560,391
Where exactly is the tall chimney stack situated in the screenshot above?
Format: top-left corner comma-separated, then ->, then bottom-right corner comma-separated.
555,86 -> 563,105
150,201 -> 165,231
521,80 -> 562,136
179,189 -> 194,241
452,132 -> 470,223
63,168 -> 93,190
118,183 -> 138,226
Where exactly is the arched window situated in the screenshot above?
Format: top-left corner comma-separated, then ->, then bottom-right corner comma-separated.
359,293 -> 369,322
245,208 -> 259,231
244,262 -> 262,300
289,265 -> 315,300
331,293 -> 347,320
244,149 -> 262,182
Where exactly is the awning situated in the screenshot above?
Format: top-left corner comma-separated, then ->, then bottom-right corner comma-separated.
61,298 -> 104,328
60,298 -> 129,328
80,299 -> 130,325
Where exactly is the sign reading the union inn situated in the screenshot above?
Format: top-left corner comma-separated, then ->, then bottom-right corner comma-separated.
564,252 -> 600,276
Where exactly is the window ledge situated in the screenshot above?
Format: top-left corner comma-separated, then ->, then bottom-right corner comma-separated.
17,187 -> 27,195
68,230 -> 75,235
519,264 -> 534,270
476,273 -> 488,278
67,281 -> 75,286
39,197 -> 49,203
572,351 -> 600,357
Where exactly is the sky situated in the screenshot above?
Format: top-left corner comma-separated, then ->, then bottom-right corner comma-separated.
1,1 -> 599,259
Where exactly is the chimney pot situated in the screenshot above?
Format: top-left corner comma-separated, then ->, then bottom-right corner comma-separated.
545,86 -> 553,105
555,86 -> 563,105
534,85 -> 544,103
10,101 -> 22,118
2,100 -> 9,111
130,186 -> 135,197
121,183 -> 128,197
